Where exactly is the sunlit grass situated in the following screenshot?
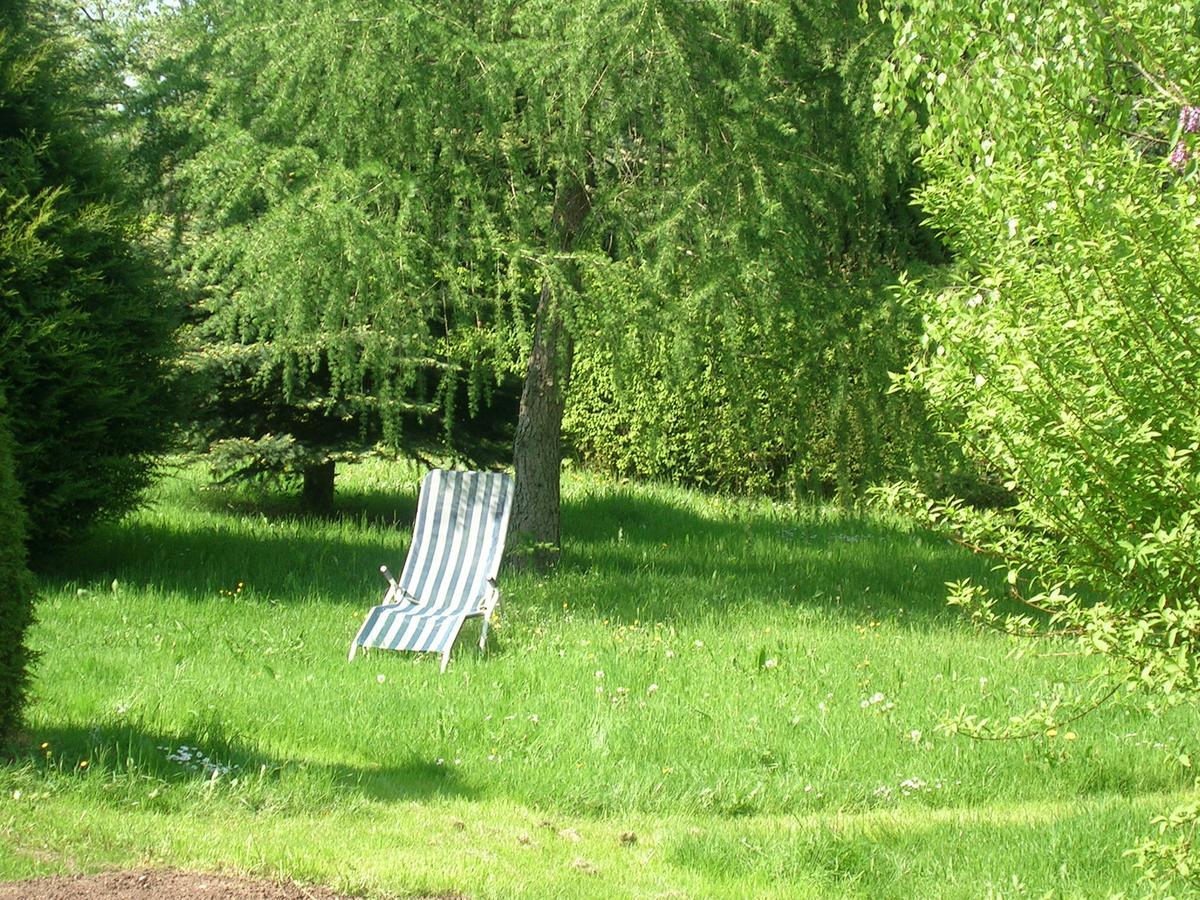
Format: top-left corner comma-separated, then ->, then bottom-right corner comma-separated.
1,458 -> 1195,896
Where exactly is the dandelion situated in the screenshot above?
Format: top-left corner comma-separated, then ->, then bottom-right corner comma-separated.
665,649 -> 675,658
1064,731 -> 1077,741
693,640 -> 704,649
910,729 -> 922,744
1046,728 -> 1059,738
39,742 -> 48,750
595,670 -> 604,679
376,673 -> 386,684
647,683 -> 659,695
763,658 -> 778,669
529,714 -> 540,724
79,760 -> 89,769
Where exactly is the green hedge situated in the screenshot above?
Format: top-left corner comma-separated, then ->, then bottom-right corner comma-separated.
565,274 -> 996,502
0,402 -> 35,742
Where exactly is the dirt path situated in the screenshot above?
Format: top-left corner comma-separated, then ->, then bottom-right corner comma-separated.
0,869 -> 439,899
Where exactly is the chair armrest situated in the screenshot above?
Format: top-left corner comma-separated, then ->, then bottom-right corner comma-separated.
481,578 -> 502,615
380,565 -> 421,604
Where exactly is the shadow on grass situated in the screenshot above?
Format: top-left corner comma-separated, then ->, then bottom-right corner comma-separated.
192,480 -> 421,531
554,489 -> 1004,625
36,477 -> 1003,627
6,721 -> 474,806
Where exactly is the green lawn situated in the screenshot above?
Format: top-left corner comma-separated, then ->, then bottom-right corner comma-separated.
1,460 -> 1195,897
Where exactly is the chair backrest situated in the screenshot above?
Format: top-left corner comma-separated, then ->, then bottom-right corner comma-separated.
398,469 -> 515,613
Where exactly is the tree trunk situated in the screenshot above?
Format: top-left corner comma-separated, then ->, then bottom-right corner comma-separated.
509,176 -> 589,571
509,280 -> 573,569
301,460 -> 335,515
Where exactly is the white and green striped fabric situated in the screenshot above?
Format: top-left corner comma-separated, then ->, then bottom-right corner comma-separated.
348,469 -> 515,671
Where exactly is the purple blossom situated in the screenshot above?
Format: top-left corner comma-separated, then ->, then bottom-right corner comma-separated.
1180,105 -> 1200,134
1170,140 -> 1190,172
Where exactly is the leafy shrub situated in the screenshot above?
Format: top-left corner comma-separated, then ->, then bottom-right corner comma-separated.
875,0 -> 1200,887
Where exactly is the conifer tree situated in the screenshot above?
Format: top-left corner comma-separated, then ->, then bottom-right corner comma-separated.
0,0 -> 178,546
143,0 -> 911,558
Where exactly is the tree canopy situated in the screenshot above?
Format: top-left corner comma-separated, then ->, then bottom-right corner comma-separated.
137,0 -> 931,543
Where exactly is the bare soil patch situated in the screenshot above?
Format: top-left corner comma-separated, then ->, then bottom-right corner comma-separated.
0,868 -> 452,900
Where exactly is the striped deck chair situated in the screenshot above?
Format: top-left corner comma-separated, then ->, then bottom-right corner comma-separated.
348,469 -> 515,672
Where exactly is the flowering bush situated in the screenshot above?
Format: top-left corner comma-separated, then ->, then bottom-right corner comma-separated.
875,0 -> 1199,887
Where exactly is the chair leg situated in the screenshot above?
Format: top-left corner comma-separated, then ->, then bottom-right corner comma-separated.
479,615 -> 490,651
347,640 -> 358,662
440,647 -> 452,673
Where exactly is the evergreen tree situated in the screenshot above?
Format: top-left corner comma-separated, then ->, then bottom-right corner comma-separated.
0,0 -> 178,546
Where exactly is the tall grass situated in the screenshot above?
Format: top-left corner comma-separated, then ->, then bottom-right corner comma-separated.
1,459 -> 1195,897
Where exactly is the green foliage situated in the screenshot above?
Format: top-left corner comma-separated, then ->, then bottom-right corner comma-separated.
0,402 -> 35,742
554,4 -> 969,501
137,0 -> 943,509
567,271 -> 988,500
0,0 -> 178,546
875,0 -> 1200,887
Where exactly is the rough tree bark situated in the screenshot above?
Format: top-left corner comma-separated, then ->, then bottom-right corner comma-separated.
508,176 -> 589,570
301,460 -> 335,515
509,281 -> 573,568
